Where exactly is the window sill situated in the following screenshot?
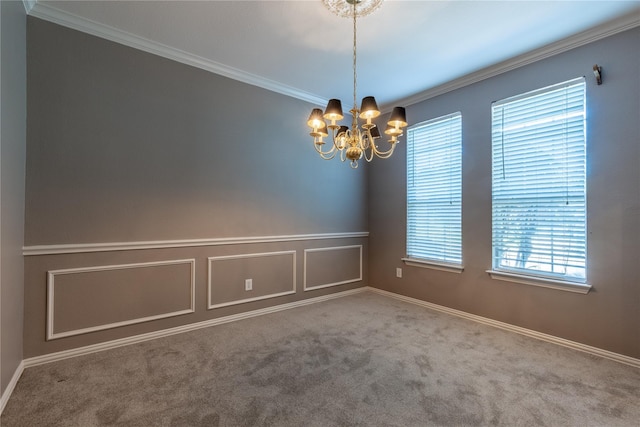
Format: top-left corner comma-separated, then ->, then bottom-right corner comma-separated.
402,258 -> 464,274
486,270 -> 591,294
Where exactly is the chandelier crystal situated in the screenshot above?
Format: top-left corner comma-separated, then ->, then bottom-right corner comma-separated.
308,0 -> 407,168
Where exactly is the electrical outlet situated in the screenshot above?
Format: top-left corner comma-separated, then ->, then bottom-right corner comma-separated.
396,268 -> 402,278
245,278 -> 253,291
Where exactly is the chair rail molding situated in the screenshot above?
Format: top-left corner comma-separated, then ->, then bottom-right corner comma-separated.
23,232 -> 369,256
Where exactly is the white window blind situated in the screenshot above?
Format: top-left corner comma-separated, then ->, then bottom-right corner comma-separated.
407,112 -> 462,265
491,78 -> 586,283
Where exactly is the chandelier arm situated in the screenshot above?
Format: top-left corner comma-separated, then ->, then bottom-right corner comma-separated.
340,145 -> 348,162
371,143 -> 397,159
319,150 -> 338,160
330,128 -> 344,152
363,128 -> 374,150
362,129 -> 375,162
313,142 -> 338,160
363,146 -> 375,162
308,1 -> 404,168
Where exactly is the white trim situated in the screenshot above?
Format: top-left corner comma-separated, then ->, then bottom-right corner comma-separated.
393,11 -> 640,110
23,2 -> 640,111
487,270 -> 591,294
22,0 -> 36,14
0,361 -> 24,415
46,259 -> 196,340
26,2 -> 328,106
303,245 -> 363,291
0,0 -> 2,410
24,287 -> 368,368
367,287 -> 640,369
207,251 -> 297,310
0,1 -> 2,410
23,232 -> 369,256
402,257 -> 464,274
12,285 -> 638,409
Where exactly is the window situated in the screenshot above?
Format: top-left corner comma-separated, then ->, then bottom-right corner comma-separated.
490,78 -> 587,289
405,112 -> 462,271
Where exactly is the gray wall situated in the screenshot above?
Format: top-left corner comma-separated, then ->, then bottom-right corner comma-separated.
1,1 -> 27,395
24,17 -> 368,357
19,13 -> 640,361
25,19 -> 367,245
369,27 -> 640,358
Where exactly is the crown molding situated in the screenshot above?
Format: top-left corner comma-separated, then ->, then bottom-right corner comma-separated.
394,10 -> 640,109
26,1 -> 329,106
26,2 -> 639,111
22,0 -> 36,14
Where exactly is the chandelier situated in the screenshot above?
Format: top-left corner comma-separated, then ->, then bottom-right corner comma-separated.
307,0 -> 407,169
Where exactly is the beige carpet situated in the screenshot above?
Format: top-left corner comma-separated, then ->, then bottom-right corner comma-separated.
2,291 -> 639,426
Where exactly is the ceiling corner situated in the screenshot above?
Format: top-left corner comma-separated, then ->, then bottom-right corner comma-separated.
25,0 -> 329,107
23,0 -> 37,14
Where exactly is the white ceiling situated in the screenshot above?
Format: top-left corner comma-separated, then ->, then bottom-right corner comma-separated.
28,1 -> 640,110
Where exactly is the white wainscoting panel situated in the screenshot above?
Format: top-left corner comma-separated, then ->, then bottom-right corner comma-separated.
304,245 -> 363,291
208,251 -> 297,309
47,259 -> 195,340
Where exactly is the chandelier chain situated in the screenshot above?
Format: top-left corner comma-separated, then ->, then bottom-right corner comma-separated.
352,1 -> 357,115
307,0 -> 407,168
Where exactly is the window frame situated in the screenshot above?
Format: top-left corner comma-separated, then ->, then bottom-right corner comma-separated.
487,78 -> 590,294
403,112 -> 463,273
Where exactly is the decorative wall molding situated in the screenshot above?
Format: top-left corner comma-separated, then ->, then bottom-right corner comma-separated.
367,287 -> 640,369
207,251 -> 297,309
303,245 -> 363,291
394,11 -> 640,109
22,0 -> 36,14
7,286 -> 637,415
47,259 -> 196,340
23,0 -> 640,111
27,2 -> 639,113
23,232 -> 369,256
24,287 -> 368,369
26,1 -> 328,106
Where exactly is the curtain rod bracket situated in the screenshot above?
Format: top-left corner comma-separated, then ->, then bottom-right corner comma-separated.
593,64 -> 602,85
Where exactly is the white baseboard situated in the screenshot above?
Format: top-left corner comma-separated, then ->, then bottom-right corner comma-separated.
5,284 -> 637,415
23,287 -> 368,368
367,286 -> 640,369
0,360 -> 25,415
